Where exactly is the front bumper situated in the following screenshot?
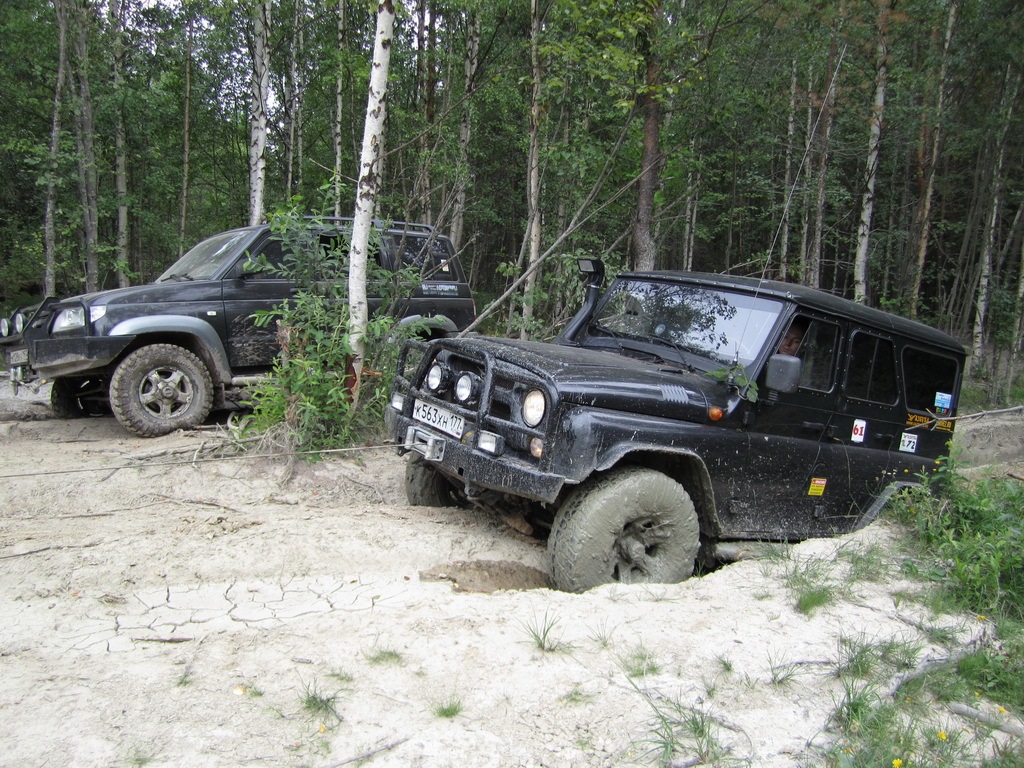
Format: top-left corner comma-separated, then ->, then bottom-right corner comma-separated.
12,336 -> 134,380
387,408 -> 566,504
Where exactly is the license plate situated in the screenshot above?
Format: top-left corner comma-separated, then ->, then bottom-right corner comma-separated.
8,348 -> 28,365
413,399 -> 465,439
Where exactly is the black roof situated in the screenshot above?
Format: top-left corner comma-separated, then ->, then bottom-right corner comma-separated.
621,270 -> 966,357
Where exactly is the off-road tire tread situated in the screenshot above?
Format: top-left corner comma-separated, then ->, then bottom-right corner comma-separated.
405,454 -> 461,507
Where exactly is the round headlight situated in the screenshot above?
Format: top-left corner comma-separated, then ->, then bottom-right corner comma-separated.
13,313 -> 26,334
426,363 -> 446,392
522,389 -> 546,427
454,373 -> 477,403
0,318 -> 9,337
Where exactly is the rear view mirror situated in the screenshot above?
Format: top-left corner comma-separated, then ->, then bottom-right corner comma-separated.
765,354 -> 801,394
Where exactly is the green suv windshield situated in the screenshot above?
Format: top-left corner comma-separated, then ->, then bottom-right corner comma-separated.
157,229 -> 253,283
590,279 -> 783,367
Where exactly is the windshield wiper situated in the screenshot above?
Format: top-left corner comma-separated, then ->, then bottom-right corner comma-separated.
160,273 -> 194,283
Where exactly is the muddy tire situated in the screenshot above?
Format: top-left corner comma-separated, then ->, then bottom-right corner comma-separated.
549,467 -> 700,593
109,344 -> 213,437
50,377 -> 109,418
405,454 -> 463,507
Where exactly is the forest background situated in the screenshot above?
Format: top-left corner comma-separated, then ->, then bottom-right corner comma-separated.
2,0 -> 1023,402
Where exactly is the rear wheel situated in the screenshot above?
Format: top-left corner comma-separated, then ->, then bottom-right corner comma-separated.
109,344 -> 213,437
50,377 -> 109,418
549,467 -> 700,593
405,454 -> 463,507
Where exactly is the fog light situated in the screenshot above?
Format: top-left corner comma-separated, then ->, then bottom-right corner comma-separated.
426,363 -> 443,390
455,372 -> 479,404
529,437 -> 544,458
390,393 -> 405,411
478,431 -> 504,455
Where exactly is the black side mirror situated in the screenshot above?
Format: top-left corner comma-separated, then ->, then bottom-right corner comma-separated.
765,354 -> 801,394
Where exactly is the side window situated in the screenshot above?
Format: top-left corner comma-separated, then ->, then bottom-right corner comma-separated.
903,347 -> 959,415
242,237 -> 287,279
795,319 -> 840,392
846,332 -> 898,404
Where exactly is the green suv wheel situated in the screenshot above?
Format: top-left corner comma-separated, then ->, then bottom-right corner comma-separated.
549,467 -> 700,593
109,344 -> 213,437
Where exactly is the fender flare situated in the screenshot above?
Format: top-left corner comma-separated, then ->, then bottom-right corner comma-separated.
109,315 -> 233,383
397,314 -> 459,337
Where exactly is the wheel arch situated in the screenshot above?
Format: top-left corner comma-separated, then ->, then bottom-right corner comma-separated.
109,316 -> 232,384
590,448 -> 722,554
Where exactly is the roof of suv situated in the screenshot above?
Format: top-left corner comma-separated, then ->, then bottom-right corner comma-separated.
622,270 -> 966,356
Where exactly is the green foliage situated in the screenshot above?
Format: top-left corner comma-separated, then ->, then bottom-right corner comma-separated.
895,471 -> 1024,620
243,209 -> 424,452
706,364 -> 759,403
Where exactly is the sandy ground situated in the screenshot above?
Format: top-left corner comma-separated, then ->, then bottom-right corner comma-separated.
1,381 -> 1022,768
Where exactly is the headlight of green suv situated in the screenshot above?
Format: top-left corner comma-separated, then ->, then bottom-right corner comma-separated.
52,307 -> 86,332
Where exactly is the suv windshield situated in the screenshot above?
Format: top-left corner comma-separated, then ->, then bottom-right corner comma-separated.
157,230 -> 253,283
590,279 -> 783,367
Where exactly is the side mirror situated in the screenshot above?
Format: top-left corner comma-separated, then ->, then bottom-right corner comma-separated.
765,354 -> 801,394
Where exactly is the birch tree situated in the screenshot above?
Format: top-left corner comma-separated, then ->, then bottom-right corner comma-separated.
348,0 -> 395,395
247,0 -> 271,226
108,0 -> 130,288
44,0 -> 71,297
519,0 -> 543,339
70,0 -> 100,293
853,0 -> 890,304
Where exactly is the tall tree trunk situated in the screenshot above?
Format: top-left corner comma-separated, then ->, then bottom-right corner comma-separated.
853,1 -> 890,304
779,59 -> 798,281
450,11 -> 480,252
798,64 -> 814,283
247,0 -> 271,226
520,0 -> 543,339
632,2 -> 663,273
909,0 -> 957,317
970,69 -> 1016,374
45,0 -> 71,297
349,0 -> 395,395
177,12 -> 193,258
333,0 -> 346,217
71,0 -> 99,292
808,34 -> 839,289
285,0 -> 304,196
682,138 -> 699,271
109,0 -> 130,288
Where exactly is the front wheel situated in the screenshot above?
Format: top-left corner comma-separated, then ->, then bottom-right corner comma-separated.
50,377 -> 109,418
548,467 -> 700,593
109,344 -> 213,437
405,454 -> 463,507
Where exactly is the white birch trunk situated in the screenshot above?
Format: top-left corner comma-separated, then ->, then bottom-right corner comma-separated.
248,0 -> 271,226
109,0 -> 130,288
177,13 -> 193,258
854,4 -> 889,304
334,0 -> 346,217
450,11 -> 480,252
779,59 -> 797,281
348,0 -> 395,394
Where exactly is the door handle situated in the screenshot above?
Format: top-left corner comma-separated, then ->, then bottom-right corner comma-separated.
802,421 -> 825,433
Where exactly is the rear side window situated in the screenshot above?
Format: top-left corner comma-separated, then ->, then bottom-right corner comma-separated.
395,234 -> 456,280
846,332 -> 898,404
903,347 -> 959,415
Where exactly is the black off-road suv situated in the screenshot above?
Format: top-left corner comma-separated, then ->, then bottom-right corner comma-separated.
386,259 -> 964,592
1,218 -> 475,436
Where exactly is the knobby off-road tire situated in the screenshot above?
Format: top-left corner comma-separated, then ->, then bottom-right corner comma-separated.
549,466 -> 700,593
405,454 -> 463,507
109,344 -> 213,437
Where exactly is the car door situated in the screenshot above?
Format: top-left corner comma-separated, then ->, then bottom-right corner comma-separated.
221,235 -> 295,371
740,313 -> 851,538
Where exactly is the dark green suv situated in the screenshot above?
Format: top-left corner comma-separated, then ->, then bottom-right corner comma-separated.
1,219 -> 475,436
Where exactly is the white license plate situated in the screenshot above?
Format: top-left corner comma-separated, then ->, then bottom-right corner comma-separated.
8,348 -> 28,365
413,399 -> 465,439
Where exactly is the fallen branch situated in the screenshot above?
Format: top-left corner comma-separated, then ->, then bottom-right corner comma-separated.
320,737 -> 410,768
949,702 -> 1024,737
0,542 -> 99,560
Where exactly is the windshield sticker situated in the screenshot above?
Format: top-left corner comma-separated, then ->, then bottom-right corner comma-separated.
934,392 -> 953,415
851,419 -> 867,444
899,433 -> 919,453
905,412 -> 954,432
807,478 -> 827,497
